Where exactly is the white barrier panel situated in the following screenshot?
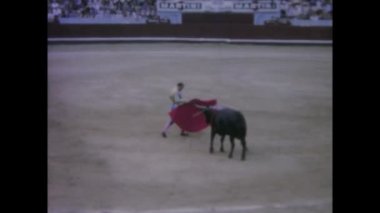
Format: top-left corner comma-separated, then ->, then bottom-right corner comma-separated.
156,0 -> 255,13
290,19 -> 333,27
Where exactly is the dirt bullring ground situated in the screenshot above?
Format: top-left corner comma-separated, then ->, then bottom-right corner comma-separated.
48,43 -> 332,213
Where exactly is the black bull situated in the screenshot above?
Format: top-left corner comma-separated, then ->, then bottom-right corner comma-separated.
199,107 -> 248,161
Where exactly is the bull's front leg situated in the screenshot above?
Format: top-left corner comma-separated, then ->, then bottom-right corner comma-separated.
220,135 -> 225,152
210,130 -> 216,154
229,136 -> 235,159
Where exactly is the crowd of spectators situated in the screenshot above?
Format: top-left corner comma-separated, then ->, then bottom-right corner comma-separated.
48,0 -> 332,24
48,0 -> 157,21
278,0 -> 332,21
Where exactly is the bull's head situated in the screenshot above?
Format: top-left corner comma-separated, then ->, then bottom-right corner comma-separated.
194,105 -> 213,124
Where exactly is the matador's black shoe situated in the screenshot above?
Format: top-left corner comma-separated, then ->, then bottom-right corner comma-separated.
161,132 -> 167,138
180,132 -> 189,137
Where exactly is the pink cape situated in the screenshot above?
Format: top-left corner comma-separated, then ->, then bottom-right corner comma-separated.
169,99 -> 217,132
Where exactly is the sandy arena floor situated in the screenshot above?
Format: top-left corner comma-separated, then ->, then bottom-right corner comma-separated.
48,43 -> 332,213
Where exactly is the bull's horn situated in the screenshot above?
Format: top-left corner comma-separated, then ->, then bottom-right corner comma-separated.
194,104 -> 207,109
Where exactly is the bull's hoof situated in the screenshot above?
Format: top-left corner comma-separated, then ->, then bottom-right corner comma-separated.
228,155 -> 233,159
209,148 -> 214,154
220,148 -> 225,153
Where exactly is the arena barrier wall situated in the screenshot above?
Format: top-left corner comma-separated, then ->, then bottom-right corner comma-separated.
48,23 -> 331,41
49,11 -> 331,44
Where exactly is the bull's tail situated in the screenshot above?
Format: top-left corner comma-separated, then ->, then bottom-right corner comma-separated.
237,113 -> 249,153
237,112 -> 247,138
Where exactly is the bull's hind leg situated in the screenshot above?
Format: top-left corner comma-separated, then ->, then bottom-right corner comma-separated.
228,136 -> 235,159
241,138 -> 247,161
210,130 -> 216,154
220,135 -> 225,152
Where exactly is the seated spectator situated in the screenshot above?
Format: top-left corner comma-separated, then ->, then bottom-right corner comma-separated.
93,0 -> 101,17
299,2 -> 310,20
310,9 -> 322,21
315,0 -> 323,10
323,2 -> 332,14
287,3 -> 301,19
81,5 -> 92,17
320,3 -> 332,20
51,1 -> 62,18
280,0 -> 290,12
